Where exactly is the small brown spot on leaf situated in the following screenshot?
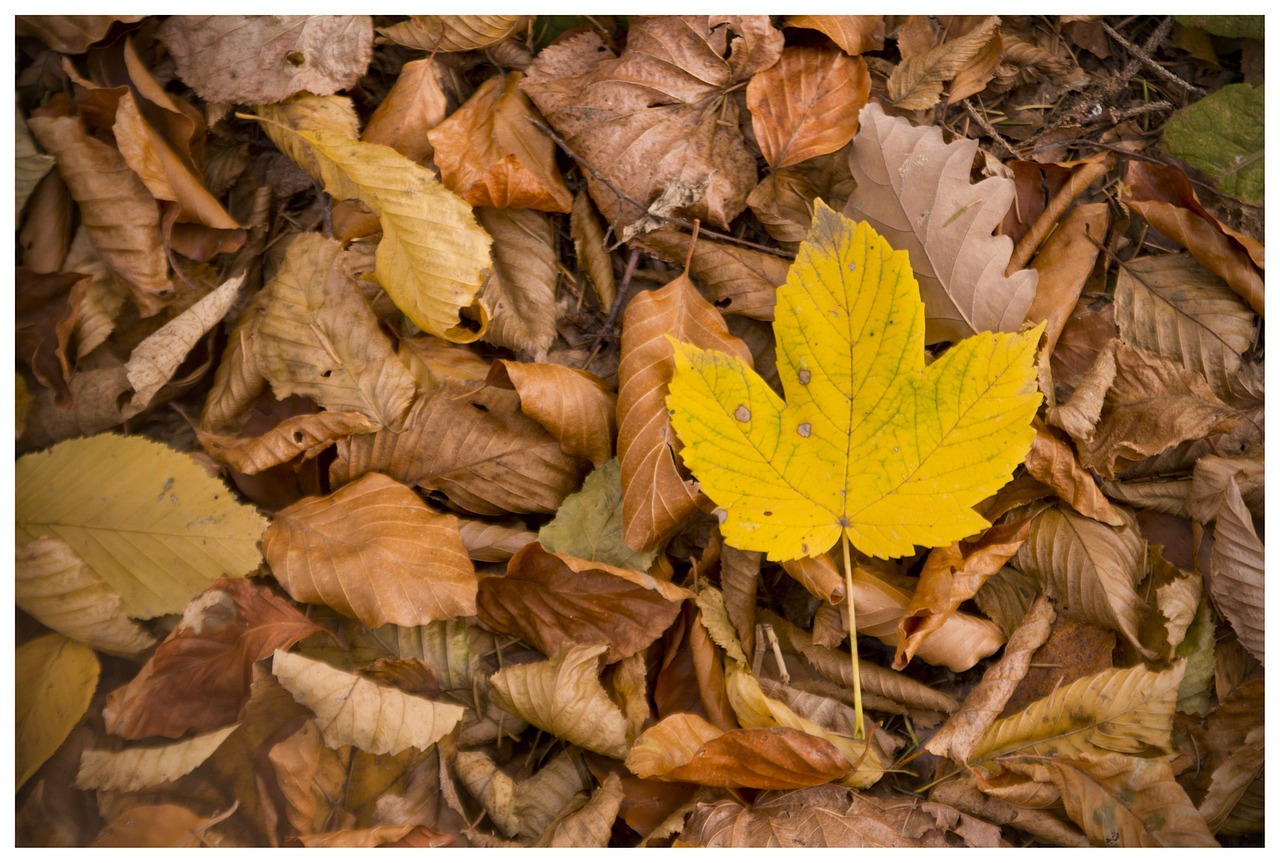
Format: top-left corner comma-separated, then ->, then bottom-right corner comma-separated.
798,422 -> 812,438
734,404 -> 751,422
798,369 -> 811,385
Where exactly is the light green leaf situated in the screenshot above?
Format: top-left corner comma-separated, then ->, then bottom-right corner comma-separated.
539,458 -> 656,571
1163,83 -> 1264,204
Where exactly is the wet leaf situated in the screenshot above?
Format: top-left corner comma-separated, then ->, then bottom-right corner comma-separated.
16,633 -> 99,790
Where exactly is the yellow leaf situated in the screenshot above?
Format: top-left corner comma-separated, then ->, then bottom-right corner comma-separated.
275,127 -> 493,342
17,633 -> 99,789
16,433 -> 268,619
668,202 -> 1042,563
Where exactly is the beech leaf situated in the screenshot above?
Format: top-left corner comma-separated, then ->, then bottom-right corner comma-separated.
1163,83 -> 1264,204
379,15 -> 530,52
16,633 -> 99,790
75,725 -> 238,793
1208,477 -> 1264,663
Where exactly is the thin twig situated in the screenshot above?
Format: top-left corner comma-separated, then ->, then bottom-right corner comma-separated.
960,98 -> 1019,160
581,246 -> 641,369
1100,19 -> 1205,96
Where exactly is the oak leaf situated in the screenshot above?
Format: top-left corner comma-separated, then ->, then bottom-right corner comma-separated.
668,202 -> 1042,562
844,103 -> 1037,343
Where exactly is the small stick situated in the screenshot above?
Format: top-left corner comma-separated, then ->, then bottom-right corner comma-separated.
960,98 -> 1019,160
1100,19 -> 1205,96
581,246 -> 641,369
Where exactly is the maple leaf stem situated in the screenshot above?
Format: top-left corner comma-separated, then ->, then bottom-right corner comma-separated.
841,531 -> 866,740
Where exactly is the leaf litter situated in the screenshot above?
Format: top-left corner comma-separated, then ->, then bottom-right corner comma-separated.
14,13 -> 1263,848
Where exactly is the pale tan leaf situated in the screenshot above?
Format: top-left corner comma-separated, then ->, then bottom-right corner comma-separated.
747,47 -> 870,169
279,128 -> 493,342
455,748 -> 588,839
429,71 -> 572,212
534,771 -> 624,847
1189,452 -> 1264,523
888,17 -> 1001,110
198,410 -> 378,475
490,359 -> 617,466
637,230 -> 789,321
845,103 -> 1036,342
1209,477 -> 1264,663
570,191 -> 616,309
694,583 -> 749,665
1044,754 -> 1218,847
488,643 -> 630,759
455,518 -> 537,563
264,473 -> 477,627
245,232 -> 416,429
16,434 -> 268,619
925,596 -> 1054,763
16,633 -> 99,790
1114,253 -> 1257,398
1015,503 -> 1150,656
929,775 -> 1088,847
75,725 -> 238,793
272,649 -> 465,755
16,537 -> 156,656
1099,477 -> 1192,518
538,458 -> 656,572
362,58 -> 448,165
159,15 -> 373,104
783,16 -> 884,55
333,382 -> 586,515
969,662 -> 1184,765
1024,419 -> 1124,525
379,15 -> 530,52
27,111 -> 173,316
475,207 -> 558,358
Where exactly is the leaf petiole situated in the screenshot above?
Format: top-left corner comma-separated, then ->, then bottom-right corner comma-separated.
841,531 -> 866,740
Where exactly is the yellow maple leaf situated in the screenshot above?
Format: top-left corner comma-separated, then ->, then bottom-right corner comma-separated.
667,201 -> 1042,735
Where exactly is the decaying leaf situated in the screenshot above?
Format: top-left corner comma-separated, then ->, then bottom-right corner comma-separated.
888,17 -> 1002,110
16,633 -> 100,790
272,649 -> 465,755
844,103 -> 1037,343
264,473 -> 478,628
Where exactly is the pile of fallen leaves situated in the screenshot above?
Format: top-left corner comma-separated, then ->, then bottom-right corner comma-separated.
15,14 -> 1263,847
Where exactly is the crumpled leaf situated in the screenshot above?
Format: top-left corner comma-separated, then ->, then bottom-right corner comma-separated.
747,46 -> 870,169
270,127 -> 493,342
489,359 -> 617,467
489,643 -> 630,760
102,578 -> 322,739
333,382 -> 587,515
16,633 -> 99,790
637,230 -> 791,321
844,103 -> 1037,343
16,537 -> 156,656
1024,419 -> 1124,525
782,16 -> 884,55
197,410 -> 378,475
379,15 -> 530,52
539,459 -> 656,571
362,58 -> 448,165
669,203 -> 1042,561
478,543 -> 686,665
15,268 -> 89,407
75,725 -> 238,793
428,71 -> 572,212
533,771 -> 625,847
522,16 -> 783,229
263,473 -> 477,628
454,748 -> 588,839
888,17 -> 1002,110
617,247 -> 753,550
475,207 -> 559,358
1208,477 -> 1264,663
1188,452 -> 1264,523
1163,83 -> 1264,204
16,433 -> 268,619
272,650 -> 465,755
158,15 -> 373,104
1194,677 -> 1264,833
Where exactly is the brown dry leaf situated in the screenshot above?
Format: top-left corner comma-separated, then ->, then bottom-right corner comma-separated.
263,473 -> 477,628
158,16 -> 373,104
617,259 -> 753,550
720,545 -> 760,660
362,58 -> 448,165
748,169 -> 819,246
64,228 -> 127,360
27,108 -> 173,316
638,231 -> 790,320
478,543 -> 684,665
1042,754 -> 1218,847
783,16 -> 884,55
1195,677 -> 1264,833
16,15 -> 145,53
533,771 -> 625,847
429,71 -> 572,212
397,332 -> 492,389
926,596 -> 1055,763
455,748 -> 588,839
1122,160 -> 1264,316
1208,477 -> 1264,664
379,15 -> 530,52
895,518 -> 1032,670
457,518 -> 538,563
102,578 -> 323,739
91,803 -> 229,847
19,168 -> 73,274
293,824 -> 454,848
1024,202 -> 1109,356
198,410 -> 378,475
522,17 -> 783,229
1050,302 -> 1116,391
1188,452 -> 1264,523
474,206 -> 559,358
844,103 -> 1036,343
76,725 -> 238,793
888,17 -> 1002,110
488,359 -> 616,466
272,128 -> 494,343
570,191 -> 616,309
16,537 -> 156,656
489,642 -> 630,759
1114,253 -> 1258,398
1024,418 -> 1124,525
747,46 -> 870,169
969,662 -> 1184,766
17,106 -> 57,213
271,649 -> 464,755
333,382 -> 587,515
15,268 -> 89,407
265,719 -> 354,838
627,712 -> 851,789
1014,503 -> 1151,656
235,232 -> 416,430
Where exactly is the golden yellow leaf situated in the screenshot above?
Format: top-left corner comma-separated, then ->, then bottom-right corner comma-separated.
16,633 -> 99,790
668,202 -> 1042,562
16,434 -> 268,619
